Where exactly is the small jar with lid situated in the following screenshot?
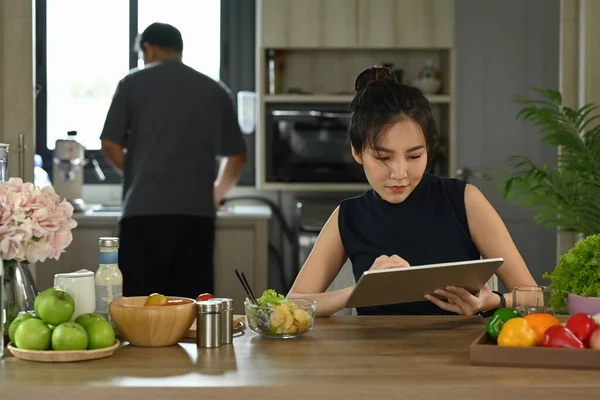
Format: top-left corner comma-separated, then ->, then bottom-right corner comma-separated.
213,298 -> 234,344
196,300 -> 223,348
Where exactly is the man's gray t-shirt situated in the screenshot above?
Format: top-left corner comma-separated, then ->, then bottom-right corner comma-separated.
100,60 -> 246,219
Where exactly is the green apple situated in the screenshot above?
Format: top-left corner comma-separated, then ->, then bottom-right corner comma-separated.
34,287 -> 75,325
75,313 -> 107,329
86,320 -> 115,350
51,322 -> 88,351
14,318 -> 52,350
8,313 -> 39,344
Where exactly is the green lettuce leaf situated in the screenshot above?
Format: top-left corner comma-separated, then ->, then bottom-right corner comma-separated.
543,233 -> 600,310
256,289 -> 295,309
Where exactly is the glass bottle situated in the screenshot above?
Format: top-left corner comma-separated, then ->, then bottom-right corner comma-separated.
1,144 -> 8,357
95,237 -> 123,325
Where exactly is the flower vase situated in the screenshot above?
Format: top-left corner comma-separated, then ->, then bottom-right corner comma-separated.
2,259 -> 39,343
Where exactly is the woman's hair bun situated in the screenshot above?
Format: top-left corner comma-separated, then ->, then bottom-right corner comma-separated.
354,66 -> 397,93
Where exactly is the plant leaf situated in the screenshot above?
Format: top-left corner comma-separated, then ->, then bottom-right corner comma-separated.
488,87 -> 600,236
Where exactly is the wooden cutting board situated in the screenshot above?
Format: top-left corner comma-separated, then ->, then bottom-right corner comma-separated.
184,314 -> 246,339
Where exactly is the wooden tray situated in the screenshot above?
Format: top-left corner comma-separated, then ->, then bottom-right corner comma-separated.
7,339 -> 121,363
183,314 -> 246,339
469,330 -> 600,370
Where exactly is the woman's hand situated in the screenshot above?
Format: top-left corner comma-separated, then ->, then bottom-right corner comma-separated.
368,255 -> 410,271
424,284 -> 500,316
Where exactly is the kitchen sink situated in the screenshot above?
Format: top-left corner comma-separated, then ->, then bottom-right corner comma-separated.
86,204 -> 122,214
96,205 -> 121,212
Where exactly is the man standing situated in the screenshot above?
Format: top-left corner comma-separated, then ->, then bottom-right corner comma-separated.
100,22 -> 246,299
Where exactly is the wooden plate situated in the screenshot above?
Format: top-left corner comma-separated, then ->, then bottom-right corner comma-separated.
7,339 -> 121,363
184,315 -> 246,339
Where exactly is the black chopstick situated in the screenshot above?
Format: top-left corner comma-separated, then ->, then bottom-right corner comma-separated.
235,269 -> 258,305
241,271 -> 258,304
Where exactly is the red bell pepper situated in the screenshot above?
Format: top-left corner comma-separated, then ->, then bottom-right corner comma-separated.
542,325 -> 585,349
565,313 -> 600,347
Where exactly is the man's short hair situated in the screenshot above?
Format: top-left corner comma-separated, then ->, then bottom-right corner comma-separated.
135,22 -> 183,53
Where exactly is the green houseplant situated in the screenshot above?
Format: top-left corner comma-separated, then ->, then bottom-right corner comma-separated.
495,88 -> 600,313
498,88 -> 600,236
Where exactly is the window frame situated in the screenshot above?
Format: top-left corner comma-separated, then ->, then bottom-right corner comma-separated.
35,0 -> 255,186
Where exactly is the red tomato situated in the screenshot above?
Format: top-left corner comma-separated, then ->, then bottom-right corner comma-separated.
196,293 -> 214,302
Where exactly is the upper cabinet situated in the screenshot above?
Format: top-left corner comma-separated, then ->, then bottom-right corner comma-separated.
259,0 -> 455,49
357,0 -> 455,48
260,0 -> 358,48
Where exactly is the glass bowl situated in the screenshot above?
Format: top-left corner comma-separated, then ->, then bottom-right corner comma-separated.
245,299 -> 316,339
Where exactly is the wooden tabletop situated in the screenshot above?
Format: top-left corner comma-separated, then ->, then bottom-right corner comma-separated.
1,316 -> 599,399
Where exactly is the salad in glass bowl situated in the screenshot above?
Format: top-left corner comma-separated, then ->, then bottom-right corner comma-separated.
245,289 -> 316,339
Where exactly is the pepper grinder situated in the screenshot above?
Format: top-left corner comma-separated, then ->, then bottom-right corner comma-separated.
196,300 -> 223,348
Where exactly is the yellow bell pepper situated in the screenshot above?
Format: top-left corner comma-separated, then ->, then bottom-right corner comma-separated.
497,317 -> 537,347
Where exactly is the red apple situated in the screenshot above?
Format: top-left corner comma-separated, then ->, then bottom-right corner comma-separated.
196,293 -> 214,302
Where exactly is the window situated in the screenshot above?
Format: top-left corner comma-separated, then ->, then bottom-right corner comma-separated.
46,1 -> 129,151
37,0 -> 224,183
138,0 -> 220,80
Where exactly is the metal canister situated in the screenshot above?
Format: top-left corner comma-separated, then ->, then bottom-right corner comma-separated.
214,298 -> 234,344
0,143 -> 9,183
196,300 -> 223,348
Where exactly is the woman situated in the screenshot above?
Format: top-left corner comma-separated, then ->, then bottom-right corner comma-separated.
287,66 -> 537,317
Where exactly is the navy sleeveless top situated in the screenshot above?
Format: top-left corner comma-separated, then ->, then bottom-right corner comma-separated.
338,172 -> 481,315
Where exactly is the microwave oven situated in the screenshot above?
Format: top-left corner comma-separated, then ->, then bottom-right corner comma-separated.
265,103 -> 367,184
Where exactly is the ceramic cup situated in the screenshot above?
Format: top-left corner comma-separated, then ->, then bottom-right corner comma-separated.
54,269 -> 96,319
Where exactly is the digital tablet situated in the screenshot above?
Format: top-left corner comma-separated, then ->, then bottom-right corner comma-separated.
344,258 -> 504,309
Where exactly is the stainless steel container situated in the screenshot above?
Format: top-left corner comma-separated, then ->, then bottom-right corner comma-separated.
214,298 -> 234,344
0,143 -> 9,183
196,300 -> 223,348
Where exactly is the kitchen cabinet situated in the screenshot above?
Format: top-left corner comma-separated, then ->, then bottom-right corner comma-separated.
33,207 -> 271,315
34,223 -> 118,293
260,0 -> 358,48
214,218 -> 268,314
0,0 -> 35,183
357,0 -> 455,48
259,0 -> 454,49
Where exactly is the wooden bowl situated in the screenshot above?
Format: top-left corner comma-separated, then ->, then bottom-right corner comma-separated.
109,296 -> 196,347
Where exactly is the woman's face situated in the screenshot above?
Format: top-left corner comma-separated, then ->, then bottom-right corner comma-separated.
352,118 -> 428,204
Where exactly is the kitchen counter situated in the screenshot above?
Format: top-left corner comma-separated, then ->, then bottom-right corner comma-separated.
73,204 -> 272,225
1,316 -> 599,399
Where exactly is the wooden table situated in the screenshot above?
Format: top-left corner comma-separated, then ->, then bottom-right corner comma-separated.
1,316 -> 599,399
